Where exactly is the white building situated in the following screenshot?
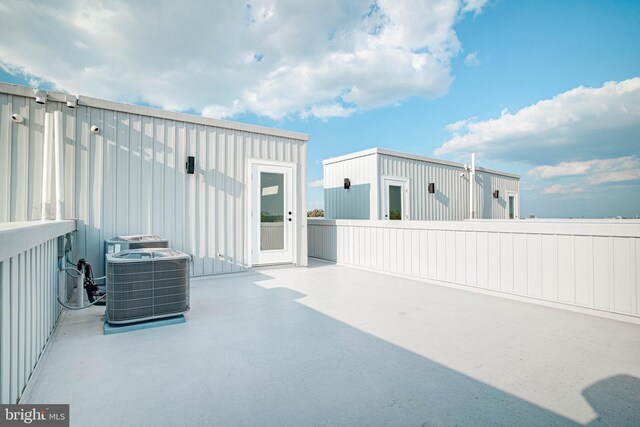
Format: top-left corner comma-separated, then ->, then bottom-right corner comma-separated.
323,148 -> 520,221
0,82 -> 309,276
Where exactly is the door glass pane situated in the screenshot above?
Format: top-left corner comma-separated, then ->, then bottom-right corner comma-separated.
389,185 -> 402,220
260,172 -> 285,250
509,196 -> 515,219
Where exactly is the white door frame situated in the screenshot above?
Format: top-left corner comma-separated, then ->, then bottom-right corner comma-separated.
382,176 -> 409,220
507,191 -> 519,219
247,159 -> 297,267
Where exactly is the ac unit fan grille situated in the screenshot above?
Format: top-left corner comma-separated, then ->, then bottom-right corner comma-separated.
107,258 -> 189,324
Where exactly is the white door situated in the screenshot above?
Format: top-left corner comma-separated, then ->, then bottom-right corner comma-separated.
383,178 -> 409,220
250,163 -> 295,265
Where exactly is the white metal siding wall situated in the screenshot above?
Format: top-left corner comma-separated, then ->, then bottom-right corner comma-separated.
324,154 -> 376,219
0,221 -> 76,404
308,219 -> 640,320
475,171 -> 520,220
0,89 -> 307,277
378,154 -> 520,220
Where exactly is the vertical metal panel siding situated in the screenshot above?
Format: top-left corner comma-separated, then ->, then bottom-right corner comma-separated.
378,154 -> 519,220
0,231 -> 72,404
476,171 -> 520,220
0,92 -> 307,277
324,154 -> 376,219
308,219 -> 640,319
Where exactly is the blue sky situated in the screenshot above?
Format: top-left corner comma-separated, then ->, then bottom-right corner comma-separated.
1,0 -> 639,217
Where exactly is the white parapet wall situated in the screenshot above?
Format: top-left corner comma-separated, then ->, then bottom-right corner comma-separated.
0,220 -> 76,404
308,218 -> 640,322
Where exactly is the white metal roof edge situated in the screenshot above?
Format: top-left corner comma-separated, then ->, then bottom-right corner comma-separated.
0,82 -> 36,98
322,148 -> 379,165
0,82 -> 308,142
323,147 -> 520,179
378,148 -> 520,179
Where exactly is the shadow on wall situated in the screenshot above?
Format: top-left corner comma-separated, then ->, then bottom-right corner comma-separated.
74,139 -> 245,278
497,195 -> 507,210
477,173 -> 505,218
203,165 -> 244,198
325,184 -> 370,219
435,190 -> 449,207
307,223 -> 338,262
479,173 -> 493,219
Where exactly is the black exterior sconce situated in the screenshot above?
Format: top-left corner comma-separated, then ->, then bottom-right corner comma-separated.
493,190 -> 499,199
186,156 -> 195,174
344,178 -> 351,189
428,182 -> 435,194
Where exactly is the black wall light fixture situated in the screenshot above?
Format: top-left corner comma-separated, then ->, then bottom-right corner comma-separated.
344,178 -> 351,189
186,156 -> 195,174
428,182 -> 435,194
493,190 -> 499,199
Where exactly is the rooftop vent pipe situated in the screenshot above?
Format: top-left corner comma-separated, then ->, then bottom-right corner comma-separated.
53,110 -> 64,219
33,89 -> 47,104
469,153 -> 475,219
65,94 -> 77,108
41,112 -> 53,219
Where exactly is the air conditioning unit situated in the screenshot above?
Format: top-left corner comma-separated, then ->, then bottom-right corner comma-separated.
106,249 -> 190,324
104,234 -> 169,255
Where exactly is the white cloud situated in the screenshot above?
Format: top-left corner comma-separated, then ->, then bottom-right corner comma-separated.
528,161 -> 593,179
529,156 -> 640,185
308,179 -> 324,188
0,0 -> 487,120
436,78 -> 640,164
588,169 -> 640,185
462,0 -> 487,14
300,103 -> 356,120
542,184 -> 585,195
446,117 -> 477,132
464,52 -> 480,66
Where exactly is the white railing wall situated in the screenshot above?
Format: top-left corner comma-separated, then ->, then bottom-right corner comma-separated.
0,220 -> 76,404
308,219 -> 640,320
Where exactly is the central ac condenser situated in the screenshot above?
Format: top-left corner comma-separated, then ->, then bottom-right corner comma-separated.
106,249 -> 190,324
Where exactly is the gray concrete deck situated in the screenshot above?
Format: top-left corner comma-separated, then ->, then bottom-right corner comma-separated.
23,259 -> 640,426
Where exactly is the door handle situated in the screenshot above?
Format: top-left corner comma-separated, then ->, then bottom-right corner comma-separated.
288,211 -> 292,215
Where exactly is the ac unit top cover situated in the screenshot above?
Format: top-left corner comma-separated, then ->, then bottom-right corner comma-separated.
107,234 -> 167,243
106,248 -> 190,263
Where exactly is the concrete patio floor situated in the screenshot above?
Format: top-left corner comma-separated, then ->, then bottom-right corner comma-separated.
22,259 -> 640,426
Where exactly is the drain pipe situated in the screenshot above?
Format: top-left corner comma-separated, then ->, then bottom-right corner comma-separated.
53,110 -> 64,220
41,112 -> 53,220
469,153 -> 475,219
76,269 -> 85,308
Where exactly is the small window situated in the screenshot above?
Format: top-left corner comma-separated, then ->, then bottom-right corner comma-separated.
388,185 -> 402,220
508,195 -> 516,219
